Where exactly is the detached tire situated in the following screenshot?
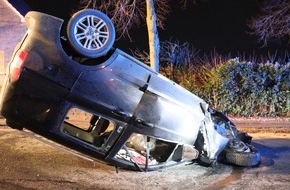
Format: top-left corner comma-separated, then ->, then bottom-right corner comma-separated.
67,9 -> 115,58
218,145 -> 260,167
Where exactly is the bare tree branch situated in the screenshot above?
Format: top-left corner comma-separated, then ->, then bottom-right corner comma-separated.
78,0 -> 205,72
248,0 -> 290,47
179,0 -> 206,9
79,0 -> 170,39
160,39 -> 200,66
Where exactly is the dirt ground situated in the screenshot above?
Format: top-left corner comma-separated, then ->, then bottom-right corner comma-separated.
221,132 -> 290,190
0,117 -> 290,190
0,127 -> 228,190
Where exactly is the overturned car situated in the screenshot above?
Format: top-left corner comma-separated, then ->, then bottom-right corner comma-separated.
0,9 -> 260,171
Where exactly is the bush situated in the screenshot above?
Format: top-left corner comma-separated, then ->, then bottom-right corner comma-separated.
221,60 -> 290,117
143,40 -> 290,117
161,59 -> 290,117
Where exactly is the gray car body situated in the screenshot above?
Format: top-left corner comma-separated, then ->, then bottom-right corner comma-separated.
0,11 -> 228,170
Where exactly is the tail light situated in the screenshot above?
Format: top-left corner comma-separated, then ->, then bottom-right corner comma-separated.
10,50 -> 28,80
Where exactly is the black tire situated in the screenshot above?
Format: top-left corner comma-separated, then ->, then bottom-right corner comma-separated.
218,145 -> 260,167
67,9 -> 115,58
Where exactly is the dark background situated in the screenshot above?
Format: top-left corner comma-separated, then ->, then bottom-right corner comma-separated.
10,0 -> 289,57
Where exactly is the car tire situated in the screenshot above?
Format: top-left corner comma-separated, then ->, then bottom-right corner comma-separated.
218,144 -> 260,167
67,9 -> 115,58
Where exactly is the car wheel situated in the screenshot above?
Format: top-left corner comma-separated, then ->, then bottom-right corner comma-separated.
218,140 -> 260,167
67,9 -> 115,58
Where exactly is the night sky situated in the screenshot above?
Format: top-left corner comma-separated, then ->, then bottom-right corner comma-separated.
163,0 -> 261,54
11,0 -> 289,57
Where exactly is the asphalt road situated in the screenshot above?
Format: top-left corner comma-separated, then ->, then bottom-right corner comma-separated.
0,121 -> 290,190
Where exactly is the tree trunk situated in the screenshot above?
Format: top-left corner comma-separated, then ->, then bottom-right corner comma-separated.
146,0 -> 160,72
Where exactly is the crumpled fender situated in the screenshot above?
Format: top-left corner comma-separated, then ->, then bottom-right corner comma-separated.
199,103 -> 229,162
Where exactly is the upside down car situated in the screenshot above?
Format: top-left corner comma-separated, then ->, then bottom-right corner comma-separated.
0,9 -> 260,171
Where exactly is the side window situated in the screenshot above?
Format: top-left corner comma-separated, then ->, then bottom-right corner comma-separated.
61,108 -> 115,148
